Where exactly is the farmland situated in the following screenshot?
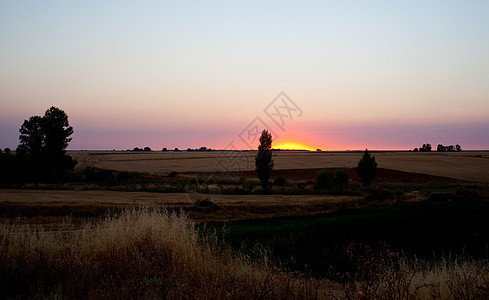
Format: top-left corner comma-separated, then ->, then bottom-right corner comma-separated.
1,150 -> 489,299
72,150 -> 489,182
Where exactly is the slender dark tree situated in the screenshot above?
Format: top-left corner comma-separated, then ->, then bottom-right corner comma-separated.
357,149 -> 377,186
255,129 -> 274,189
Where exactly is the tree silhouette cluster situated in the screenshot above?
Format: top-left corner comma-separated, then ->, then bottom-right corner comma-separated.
414,143 -> 432,152
413,143 -> 462,152
1,107 -> 76,183
437,144 -> 461,152
132,147 -> 152,152
186,146 -> 212,152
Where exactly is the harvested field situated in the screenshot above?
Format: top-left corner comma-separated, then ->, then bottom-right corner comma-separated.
71,151 -> 489,182
0,189 -> 364,226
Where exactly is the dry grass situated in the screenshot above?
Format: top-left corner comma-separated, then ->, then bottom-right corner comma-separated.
333,243 -> 489,300
1,207 -> 488,299
71,151 -> 489,182
0,208 -> 326,299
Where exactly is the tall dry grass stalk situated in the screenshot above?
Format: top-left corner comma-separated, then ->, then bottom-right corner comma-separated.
0,208 -> 322,299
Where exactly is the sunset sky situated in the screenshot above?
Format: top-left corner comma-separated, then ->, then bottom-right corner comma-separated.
1,1 -> 488,150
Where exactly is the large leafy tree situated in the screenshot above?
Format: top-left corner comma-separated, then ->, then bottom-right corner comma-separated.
16,106 -> 76,180
43,106 -> 74,159
357,149 -> 377,186
255,129 -> 274,189
17,116 -> 44,159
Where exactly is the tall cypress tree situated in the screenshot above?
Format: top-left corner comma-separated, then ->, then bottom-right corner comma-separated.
255,130 -> 274,189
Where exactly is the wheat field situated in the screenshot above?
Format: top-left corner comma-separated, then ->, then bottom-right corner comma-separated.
71,151 -> 489,182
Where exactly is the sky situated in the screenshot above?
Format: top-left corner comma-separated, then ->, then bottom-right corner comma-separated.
1,1 -> 488,150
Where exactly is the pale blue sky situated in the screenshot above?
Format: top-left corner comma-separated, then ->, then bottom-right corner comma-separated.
1,1 -> 488,150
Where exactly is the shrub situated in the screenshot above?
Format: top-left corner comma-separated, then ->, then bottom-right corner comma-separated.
273,176 -> 287,187
116,171 -> 134,183
4,148 -> 10,154
168,171 -> 178,178
81,167 -> 116,185
357,149 -> 377,186
315,170 -> 332,189
333,168 -> 349,187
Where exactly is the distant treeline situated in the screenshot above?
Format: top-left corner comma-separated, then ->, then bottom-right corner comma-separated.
412,143 -> 462,152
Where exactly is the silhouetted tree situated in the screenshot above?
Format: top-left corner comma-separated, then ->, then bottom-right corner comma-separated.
15,106 -> 76,181
17,116 -> 44,159
43,107 -> 73,160
143,147 -> 151,152
357,149 -> 377,186
4,148 -> 11,154
419,144 -> 432,152
456,144 -> 462,152
255,129 -> 274,189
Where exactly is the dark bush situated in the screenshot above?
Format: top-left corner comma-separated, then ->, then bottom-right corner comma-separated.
273,176 -> 287,187
116,171 -> 134,183
4,148 -> 10,154
82,167 -> 116,185
333,168 -> 349,187
315,170 -> 332,189
357,149 -> 377,186
168,171 -> 178,178
93,170 -> 116,185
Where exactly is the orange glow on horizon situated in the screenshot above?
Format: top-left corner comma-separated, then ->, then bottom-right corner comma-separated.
273,141 -> 316,151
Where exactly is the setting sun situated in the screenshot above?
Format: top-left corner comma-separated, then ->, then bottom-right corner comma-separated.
273,141 -> 315,151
